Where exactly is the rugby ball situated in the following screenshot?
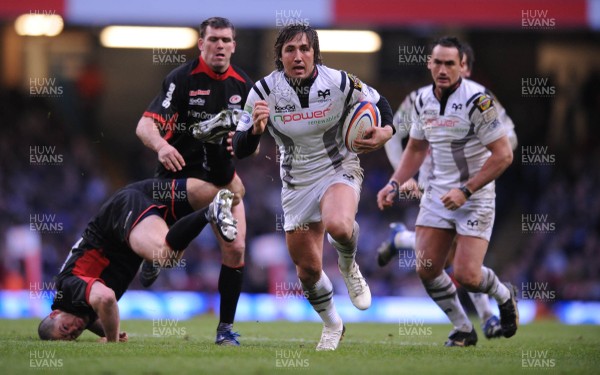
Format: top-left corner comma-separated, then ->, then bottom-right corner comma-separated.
342,101 -> 381,153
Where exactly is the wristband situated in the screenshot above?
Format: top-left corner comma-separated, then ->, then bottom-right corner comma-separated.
459,185 -> 472,199
389,180 -> 399,194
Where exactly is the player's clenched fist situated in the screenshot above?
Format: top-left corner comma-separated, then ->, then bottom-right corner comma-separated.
377,182 -> 398,210
252,100 -> 269,135
441,188 -> 467,211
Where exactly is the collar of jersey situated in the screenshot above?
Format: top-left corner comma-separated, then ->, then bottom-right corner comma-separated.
284,66 -> 318,87
190,56 -> 246,82
432,77 -> 462,102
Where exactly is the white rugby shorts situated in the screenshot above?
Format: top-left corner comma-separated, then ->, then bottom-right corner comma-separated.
416,195 -> 496,241
280,167 -> 363,231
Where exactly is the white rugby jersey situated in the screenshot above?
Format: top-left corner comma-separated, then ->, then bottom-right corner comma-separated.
388,79 -> 517,190
237,65 -> 380,188
410,78 -> 507,200
465,79 -> 517,150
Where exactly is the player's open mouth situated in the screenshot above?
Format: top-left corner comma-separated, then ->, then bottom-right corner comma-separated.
293,66 -> 305,73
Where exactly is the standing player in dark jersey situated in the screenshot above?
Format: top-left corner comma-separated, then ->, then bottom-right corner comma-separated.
37,179 -> 237,342
136,17 -> 253,346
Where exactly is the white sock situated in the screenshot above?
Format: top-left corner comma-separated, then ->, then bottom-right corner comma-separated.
468,292 -> 494,323
328,221 -> 359,272
423,272 -> 472,332
479,267 -> 510,304
301,271 -> 342,328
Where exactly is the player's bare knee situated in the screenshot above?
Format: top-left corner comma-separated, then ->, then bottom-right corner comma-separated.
231,185 -> 245,205
454,271 -> 480,292
297,266 -> 321,286
221,237 -> 245,253
221,246 -> 245,267
416,265 -> 439,282
226,176 -> 245,205
324,218 -> 354,243
98,288 -> 117,307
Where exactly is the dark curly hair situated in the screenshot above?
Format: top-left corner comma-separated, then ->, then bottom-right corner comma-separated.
274,25 -> 323,71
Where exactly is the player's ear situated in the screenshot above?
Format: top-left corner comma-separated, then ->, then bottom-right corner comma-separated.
198,38 -> 203,51
49,310 -> 61,319
232,40 -> 236,54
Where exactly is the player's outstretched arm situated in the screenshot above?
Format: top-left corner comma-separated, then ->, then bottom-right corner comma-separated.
88,281 -> 120,342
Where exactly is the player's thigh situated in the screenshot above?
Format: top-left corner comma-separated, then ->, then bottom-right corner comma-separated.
452,234 -> 488,281
415,226 -> 455,276
286,222 -> 325,277
186,178 -> 220,210
129,215 -> 169,261
320,183 -> 359,237
445,237 -> 458,268
187,176 -> 245,209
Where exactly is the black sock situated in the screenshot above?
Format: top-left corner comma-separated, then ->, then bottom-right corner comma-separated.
165,208 -> 209,251
218,264 -> 243,325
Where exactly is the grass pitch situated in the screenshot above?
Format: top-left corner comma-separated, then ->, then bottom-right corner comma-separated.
1,316 -> 599,374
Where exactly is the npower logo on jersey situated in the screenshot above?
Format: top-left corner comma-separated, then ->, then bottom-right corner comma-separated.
273,108 -> 331,124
